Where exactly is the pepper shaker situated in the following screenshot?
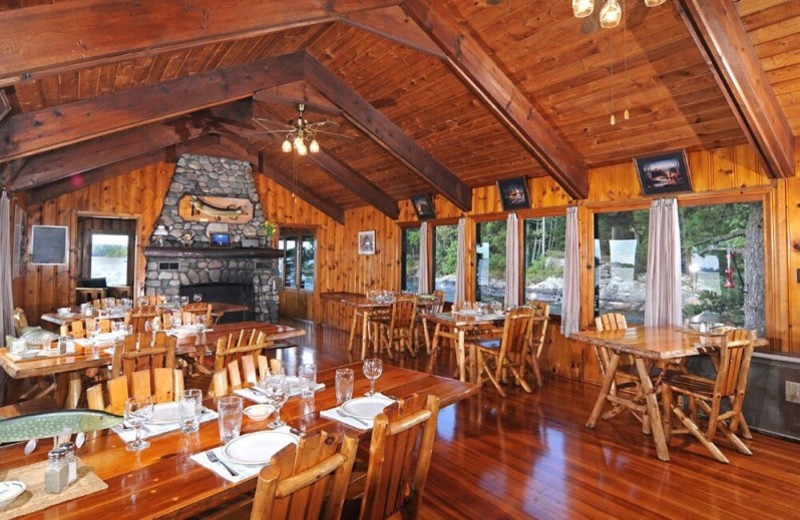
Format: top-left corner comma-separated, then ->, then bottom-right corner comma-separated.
59,442 -> 77,484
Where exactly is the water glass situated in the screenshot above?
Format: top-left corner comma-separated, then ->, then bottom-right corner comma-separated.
193,293 -> 203,303
261,374 -> 289,429
298,363 -> 317,398
217,396 -> 243,443
335,368 -> 354,404
178,389 -> 203,434
124,396 -> 154,452
363,358 -> 383,397
180,296 -> 189,307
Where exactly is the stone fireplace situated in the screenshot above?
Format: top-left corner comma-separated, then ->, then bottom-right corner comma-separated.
144,154 -> 280,322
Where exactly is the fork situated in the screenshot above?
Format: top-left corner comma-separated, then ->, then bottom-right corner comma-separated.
336,409 -> 368,427
206,450 -> 238,477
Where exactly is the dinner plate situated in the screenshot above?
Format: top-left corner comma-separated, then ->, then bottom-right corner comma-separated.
221,431 -> 298,465
0,481 -> 26,509
148,402 -> 181,424
341,396 -> 395,419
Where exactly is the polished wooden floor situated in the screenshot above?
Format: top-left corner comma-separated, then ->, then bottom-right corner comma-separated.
201,321 -> 800,520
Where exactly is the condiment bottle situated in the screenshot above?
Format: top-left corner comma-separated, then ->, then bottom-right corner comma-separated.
44,448 -> 69,493
59,442 -> 77,484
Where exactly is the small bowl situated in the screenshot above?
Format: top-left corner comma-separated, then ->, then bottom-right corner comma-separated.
0,481 -> 26,510
57,307 -> 71,317
244,404 -> 274,422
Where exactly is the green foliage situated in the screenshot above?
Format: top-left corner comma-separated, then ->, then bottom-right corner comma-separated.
434,225 -> 458,277
91,244 -> 127,258
685,289 -> 745,326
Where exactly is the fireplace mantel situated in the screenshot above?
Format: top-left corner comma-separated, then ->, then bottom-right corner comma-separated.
143,246 -> 283,259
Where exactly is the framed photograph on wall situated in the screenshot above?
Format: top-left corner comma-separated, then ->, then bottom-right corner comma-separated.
497,177 -> 531,211
634,149 -> 693,196
410,193 -> 436,220
358,230 -> 376,255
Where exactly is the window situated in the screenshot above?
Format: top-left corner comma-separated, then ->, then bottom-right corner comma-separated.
280,232 -> 315,291
300,235 -> 315,289
434,224 -> 458,302
401,227 -> 420,293
90,233 -> 130,286
594,210 -> 649,324
281,237 -> 298,289
524,216 -> 566,314
475,220 -> 506,303
680,202 -> 764,333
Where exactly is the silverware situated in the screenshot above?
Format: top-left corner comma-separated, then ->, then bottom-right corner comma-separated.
206,450 -> 238,477
336,409 -> 368,427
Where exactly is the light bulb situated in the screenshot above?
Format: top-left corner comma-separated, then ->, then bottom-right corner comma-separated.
610,113 -> 616,126
623,108 -> 630,120
309,139 -> 320,153
297,142 -> 308,156
572,0 -> 594,17
600,0 -> 622,28
281,139 -> 292,153
293,136 -> 303,150
644,0 -> 666,6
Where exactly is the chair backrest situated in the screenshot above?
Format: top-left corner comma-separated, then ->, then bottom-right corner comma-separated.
390,294 -> 417,330
213,331 -> 267,373
87,370 -> 184,415
13,307 -> 28,336
497,306 -> 535,366
60,320 -> 86,339
128,306 -> 159,333
111,332 -> 176,386
528,300 -> 551,359
431,290 -> 445,313
182,303 -> 212,325
251,431 -> 357,520
360,394 -> 440,520
595,313 -> 627,331
715,329 -> 756,398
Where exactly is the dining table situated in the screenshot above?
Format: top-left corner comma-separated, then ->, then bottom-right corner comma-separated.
569,325 -> 769,462
0,363 -> 479,519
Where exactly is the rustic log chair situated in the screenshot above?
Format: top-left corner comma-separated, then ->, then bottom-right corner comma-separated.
520,300 -> 550,387
372,294 -> 417,359
182,302 -> 213,325
87,369 -> 184,416
126,306 -> 160,333
111,332 -> 177,398
60,319 -> 87,339
417,290 -> 445,354
12,307 -> 28,336
208,332 -> 273,397
661,328 -> 756,464
210,357 -> 282,398
465,306 -> 534,397
250,430 -> 358,520
356,393 -> 440,520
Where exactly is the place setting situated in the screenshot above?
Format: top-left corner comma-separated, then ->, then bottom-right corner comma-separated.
233,363 -> 323,404
321,358 -> 396,430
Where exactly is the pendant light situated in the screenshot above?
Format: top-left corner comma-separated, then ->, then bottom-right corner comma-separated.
600,0 -> 622,28
644,0 -> 666,6
572,0 -> 594,17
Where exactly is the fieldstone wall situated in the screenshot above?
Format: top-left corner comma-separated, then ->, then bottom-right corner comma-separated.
144,154 -> 279,322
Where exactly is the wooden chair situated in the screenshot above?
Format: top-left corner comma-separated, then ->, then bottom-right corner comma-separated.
662,329 -> 756,464
210,357 -> 282,397
521,300 -> 550,387
13,307 -> 28,337
182,302 -> 213,325
358,394 -> 440,520
111,332 -> 177,395
250,430 -> 358,520
127,306 -> 160,333
372,294 -> 417,358
87,370 -> 184,415
60,319 -> 87,339
208,332 -> 271,397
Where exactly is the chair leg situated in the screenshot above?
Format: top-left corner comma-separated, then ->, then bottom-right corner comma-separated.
672,406 -> 729,463
508,366 -> 532,393
486,355 -> 507,398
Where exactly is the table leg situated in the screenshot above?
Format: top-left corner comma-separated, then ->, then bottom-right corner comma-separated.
348,310 -> 360,353
423,318 -> 432,354
456,328 -> 466,382
635,357 -> 669,462
587,353 -> 620,428
361,309 -> 371,360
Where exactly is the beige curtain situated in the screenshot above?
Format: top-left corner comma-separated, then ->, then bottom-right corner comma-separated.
504,213 -> 520,308
455,217 -> 466,306
561,206 -> 580,336
418,222 -> 429,293
0,192 -> 14,341
645,198 -> 682,326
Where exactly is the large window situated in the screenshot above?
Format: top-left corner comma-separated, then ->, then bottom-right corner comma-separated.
594,210 -> 649,324
475,220 -> 506,303
300,235 -> 315,289
279,233 -> 315,291
90,233 -> 130,286
524,216 -> 566,314
401,227 -> 420,293
434,224 -> 458,302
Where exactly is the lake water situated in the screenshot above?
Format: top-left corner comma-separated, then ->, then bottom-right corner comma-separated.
90,257 -> 127,286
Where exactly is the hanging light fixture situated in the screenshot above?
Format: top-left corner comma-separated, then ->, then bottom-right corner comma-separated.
278,104 -> 322,156
600,0 -> 622,28
644,0 -> 666,6
572,0 -> 594,17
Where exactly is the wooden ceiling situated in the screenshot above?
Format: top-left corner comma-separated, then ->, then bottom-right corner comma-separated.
0,0 -> 796,217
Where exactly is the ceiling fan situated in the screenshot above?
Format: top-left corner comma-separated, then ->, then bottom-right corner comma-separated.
250,103 -> 350,156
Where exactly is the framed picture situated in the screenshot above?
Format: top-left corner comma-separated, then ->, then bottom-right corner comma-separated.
634,150 -> 693,196
358,230 -> 376,255
497,177 -> 531,211
30,225 -> 68,265
410,193 -> 436,220
210,232 -> 230,247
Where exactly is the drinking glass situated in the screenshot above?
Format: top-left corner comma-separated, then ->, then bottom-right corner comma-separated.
180,296 -> 189,307
124,396 -> 154,452
363,358 -> 383,397
178,389 -> 203,434
335,368 -> 354,404
88,327 -> 101,356
217,396 -> 243,443
298,363 -> 317,398
261,374 -> 289,429
193,293 -> 203,303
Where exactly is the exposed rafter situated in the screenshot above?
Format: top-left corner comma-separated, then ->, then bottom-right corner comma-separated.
340,6 -> 445,60
401,0 -> 589,200
674,0 -> 795,178
254,82 -> 343,117
304,54 -> 472,211
0,0 -> 400,87
258,157 -> 346,224
0,53 -> 304,163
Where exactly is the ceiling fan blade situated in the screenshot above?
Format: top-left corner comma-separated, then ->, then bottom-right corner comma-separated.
308,120 -> 339,129
252,118 -> 290,129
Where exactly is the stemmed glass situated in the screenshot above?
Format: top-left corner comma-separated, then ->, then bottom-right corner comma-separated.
124,396 -> 154,452
363,358 -> 383,397
261,374 -> 289,429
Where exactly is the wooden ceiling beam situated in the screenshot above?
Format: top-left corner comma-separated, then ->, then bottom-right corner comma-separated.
309,146 -> 399,219
253,82 -> 343,117
304,54 -> 472,211
340,6 -> 445,60
0,0 -> 400,88
673,0 -> 795,178
0,53 -> 304,163
401,0 -> 589,200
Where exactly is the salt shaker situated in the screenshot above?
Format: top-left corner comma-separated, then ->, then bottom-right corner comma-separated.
44,448 -> 69,493
59,442 -> 77,484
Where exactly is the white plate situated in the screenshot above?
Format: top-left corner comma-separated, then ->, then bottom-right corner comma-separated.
341,396 -> 395,419
221,431 -> 297,465
148,402 -> 181,424
0,481 -> 26,509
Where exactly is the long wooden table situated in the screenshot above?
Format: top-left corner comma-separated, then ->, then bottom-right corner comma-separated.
0,363 -> 478,519
570,326 -> 768,462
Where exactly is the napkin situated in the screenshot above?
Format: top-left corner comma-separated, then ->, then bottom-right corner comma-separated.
320,394 -> 394,430
189,426 -> 296,483
234,383 -> 325,404
112,407 -> 218,442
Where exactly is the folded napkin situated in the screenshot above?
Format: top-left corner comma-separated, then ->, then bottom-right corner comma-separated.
190,426 -> 296,483
320,394 -> 394,431
112,407 -> 218,443
235,383 -> 325,404
166,326 -> 214,337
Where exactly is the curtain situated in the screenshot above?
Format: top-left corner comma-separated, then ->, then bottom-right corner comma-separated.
0,191 -> 14,341
418,222 -> 429,293
645,198 -> 682,326
454,217 -> 466,306
504,213 -> 520,308
561,206 -> 580,336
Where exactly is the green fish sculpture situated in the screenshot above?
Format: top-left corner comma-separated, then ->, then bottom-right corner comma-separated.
0,410 -> 123,443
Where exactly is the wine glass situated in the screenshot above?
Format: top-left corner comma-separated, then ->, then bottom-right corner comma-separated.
261,374 -> 289,429
363,358 -> 383,397
193,293 -> 203,303
124,396 -> 154,451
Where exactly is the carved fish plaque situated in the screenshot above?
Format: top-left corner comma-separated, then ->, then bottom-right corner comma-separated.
178,195 -> 254,223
